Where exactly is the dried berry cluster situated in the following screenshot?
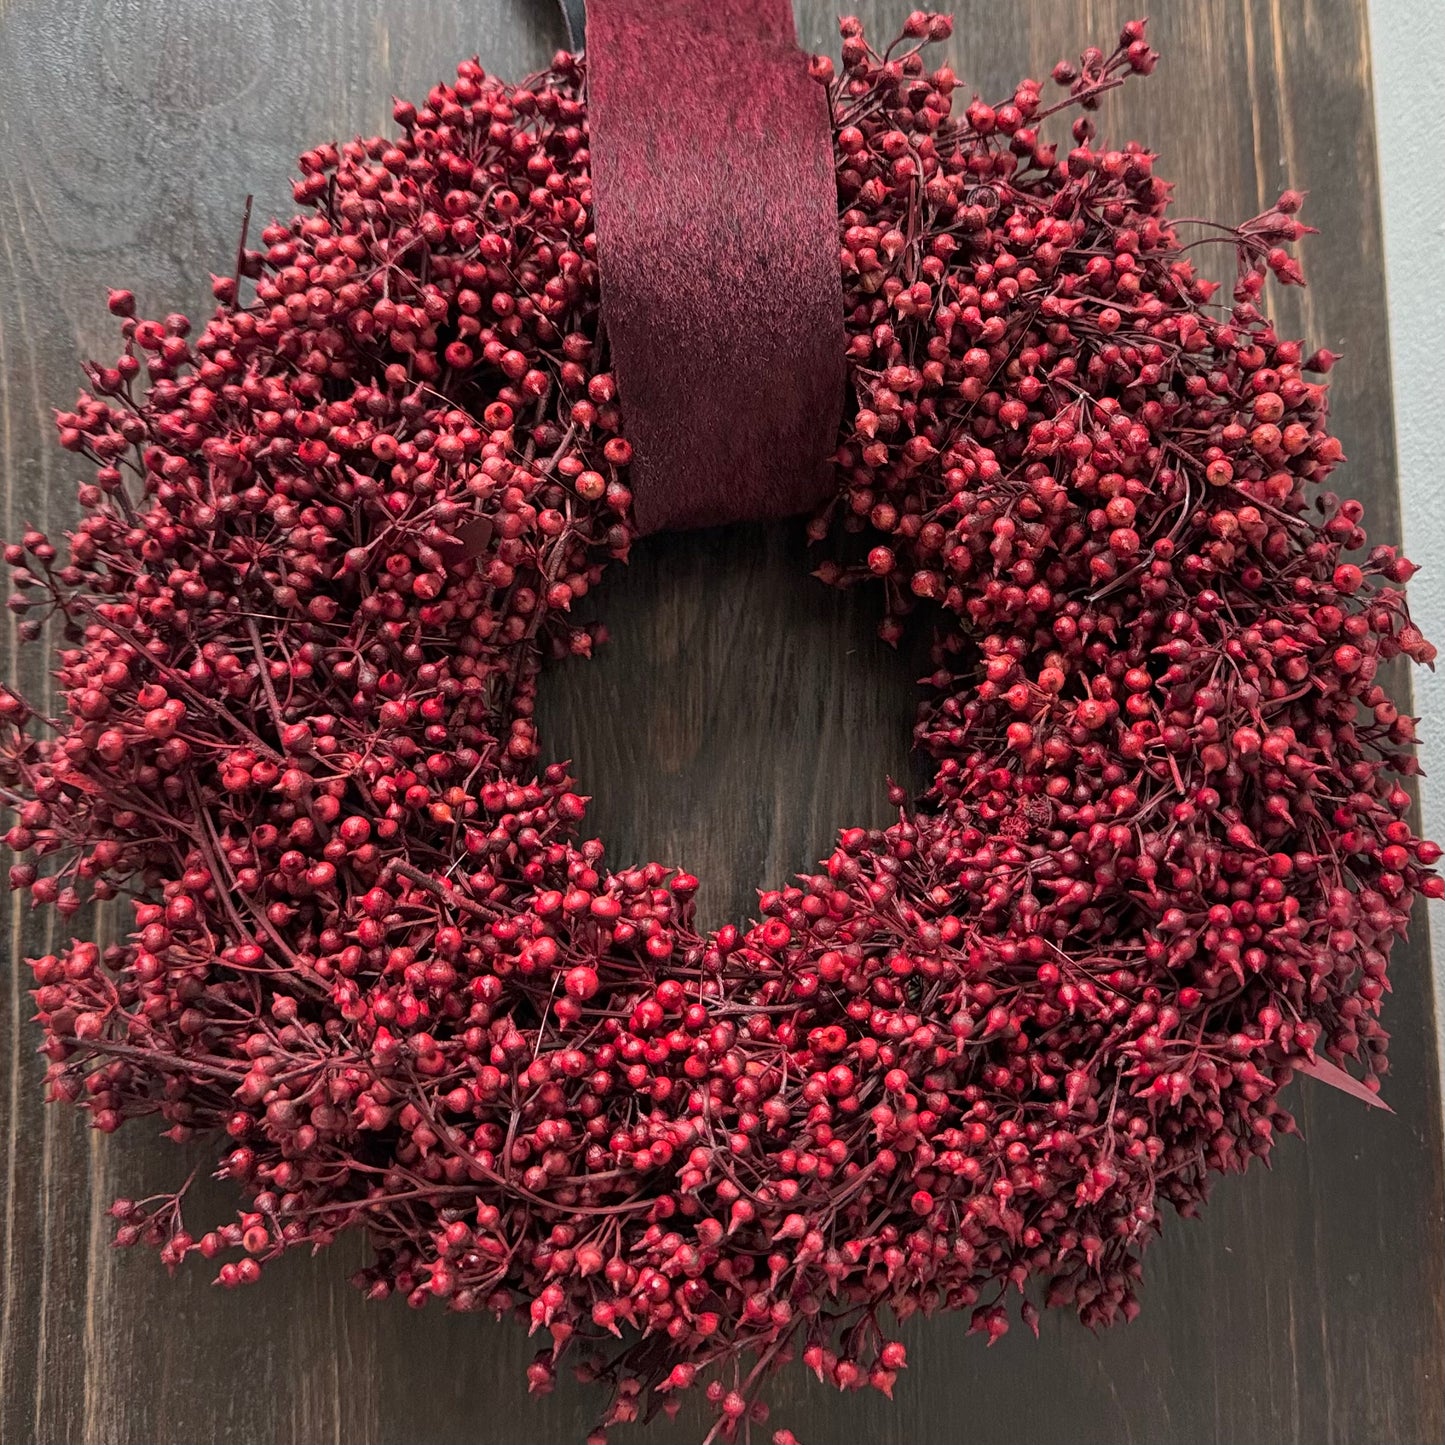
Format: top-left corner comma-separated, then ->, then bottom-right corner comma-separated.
2,14 -> 1436,1443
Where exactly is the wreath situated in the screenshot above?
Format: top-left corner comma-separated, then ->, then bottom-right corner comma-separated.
2,13 -> 1436,1443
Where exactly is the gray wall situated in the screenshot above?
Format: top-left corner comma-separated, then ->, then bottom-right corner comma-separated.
1369,0 -> 1445,1086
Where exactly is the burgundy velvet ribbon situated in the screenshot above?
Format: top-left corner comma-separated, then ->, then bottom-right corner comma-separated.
584,0 -> 846,534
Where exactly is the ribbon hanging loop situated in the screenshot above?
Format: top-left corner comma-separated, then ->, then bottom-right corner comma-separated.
583,0 -> 846,534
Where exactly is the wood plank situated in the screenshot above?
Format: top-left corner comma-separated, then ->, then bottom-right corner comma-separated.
0,2 -> 1439,1442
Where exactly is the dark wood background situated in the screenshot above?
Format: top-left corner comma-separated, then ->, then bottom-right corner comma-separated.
1,2 -> 1441,1441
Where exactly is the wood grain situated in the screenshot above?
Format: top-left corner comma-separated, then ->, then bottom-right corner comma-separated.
0,2 -> 1440,1442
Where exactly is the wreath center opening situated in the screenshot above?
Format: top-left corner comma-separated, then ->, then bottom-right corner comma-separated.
538,521 -> 927,928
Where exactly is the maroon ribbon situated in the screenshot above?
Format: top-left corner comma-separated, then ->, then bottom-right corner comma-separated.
584,0 -> 846,534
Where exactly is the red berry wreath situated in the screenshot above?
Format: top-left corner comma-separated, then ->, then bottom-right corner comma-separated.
2,13 -> 1438,1443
